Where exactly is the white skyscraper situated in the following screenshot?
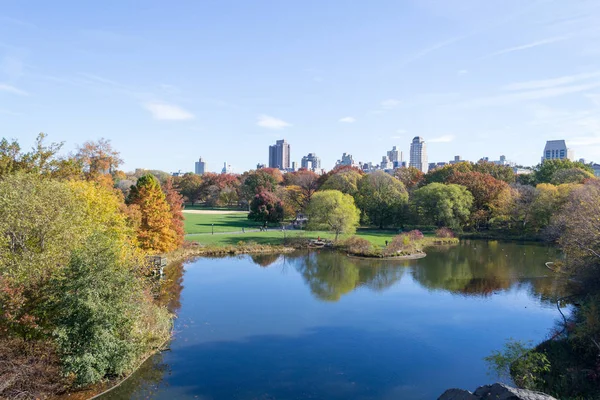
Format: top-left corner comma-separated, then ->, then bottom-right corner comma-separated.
409,136 -> 428,173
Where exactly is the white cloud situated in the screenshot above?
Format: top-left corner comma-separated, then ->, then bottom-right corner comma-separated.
484,36 -> 569,58
458,69 -> 468,75
0,83 -> 28,96
339,116 -> 356,123
257,114 -> 291,130
144,102 -> 194,120
396,129 -> 408,134
381,99 -> 401,109
503,71 -> 600,91
429,134 -> 455,143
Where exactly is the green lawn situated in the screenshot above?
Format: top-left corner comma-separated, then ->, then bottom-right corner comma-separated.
184,211 -> 406,247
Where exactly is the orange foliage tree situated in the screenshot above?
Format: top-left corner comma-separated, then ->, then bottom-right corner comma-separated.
127,174 -> 177,253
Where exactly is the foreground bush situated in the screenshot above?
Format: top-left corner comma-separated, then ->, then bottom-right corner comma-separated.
53,234 -> 171,386
343,236 -> 373,255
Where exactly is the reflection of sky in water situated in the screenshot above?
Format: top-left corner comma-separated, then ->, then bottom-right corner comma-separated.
106,241 -> 567,400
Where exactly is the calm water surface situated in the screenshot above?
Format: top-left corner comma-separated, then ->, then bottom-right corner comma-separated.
103,240 -> 566,400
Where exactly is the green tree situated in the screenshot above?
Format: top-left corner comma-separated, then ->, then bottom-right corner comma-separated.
356,171 -> 408,228
306,190 -> 360,240
411,183 -> 473,229
320,169 -> 363,197
534,159 -> 593,184
550,167 -> 595,185
472,161 -> 516,183
127,174 -> 177,253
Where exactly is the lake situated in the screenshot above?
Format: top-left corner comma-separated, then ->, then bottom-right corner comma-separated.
102,240 -> 566,400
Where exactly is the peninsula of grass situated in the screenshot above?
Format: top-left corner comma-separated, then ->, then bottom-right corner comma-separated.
182,210 -> 459,255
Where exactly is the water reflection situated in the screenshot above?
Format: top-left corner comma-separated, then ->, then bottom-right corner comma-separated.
291,251 -> 406,301
101,240 -> 568,400
286,241 -> 565,302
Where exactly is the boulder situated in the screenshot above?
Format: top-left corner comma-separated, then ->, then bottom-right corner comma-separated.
438,383 -> 557,400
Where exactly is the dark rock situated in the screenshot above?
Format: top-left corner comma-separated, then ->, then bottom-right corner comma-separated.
437,388 -> 479,400
438,383 -> 557,400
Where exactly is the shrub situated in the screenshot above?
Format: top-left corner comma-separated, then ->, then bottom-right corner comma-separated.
343,236 -> 373,255
435,227 -> 455,238
406,230 -> 424,240
52,233 -> 171,386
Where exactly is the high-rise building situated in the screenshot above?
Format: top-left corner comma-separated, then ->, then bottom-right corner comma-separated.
221,162 -> 232,174
542,140 -> 574,162
409,136 -> 428,173
268,139 -> 291,169
301,153 -> 321,171
194,157 -> 206,175
387,146 -> 402,164
336,153 -> 358,167
449,156 -> 463,165
380,156 -> 393,170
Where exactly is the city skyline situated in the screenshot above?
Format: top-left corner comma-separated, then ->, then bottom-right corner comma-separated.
3,1 -> 600,172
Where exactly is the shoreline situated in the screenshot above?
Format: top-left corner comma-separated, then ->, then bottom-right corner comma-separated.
346,252 -> 427,260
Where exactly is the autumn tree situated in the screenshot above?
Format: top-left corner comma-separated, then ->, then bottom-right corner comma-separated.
411,183 -> 473,229
306,190 -> 360,241
283,170 -> 319,211
177,173 -> 203,205
424,162 -> 473,184
163,178 -> 185,248
472,161 -> 516,183
75,138 -> 123,177
448,171 -> 511,229
248,190 -> 285,223
127,174 -> 177,253
394,166 -> 425,190
356,171 -> 408,228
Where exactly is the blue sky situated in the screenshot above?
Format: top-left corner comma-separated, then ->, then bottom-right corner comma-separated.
2,0 -> 600,173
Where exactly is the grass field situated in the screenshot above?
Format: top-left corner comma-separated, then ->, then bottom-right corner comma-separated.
183,210 -> 406,247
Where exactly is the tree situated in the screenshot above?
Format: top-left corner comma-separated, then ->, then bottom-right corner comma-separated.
163,178 -> 185,248
394,167 -> 424,189
0,133 -> 72,179
472,161 -> 516,183
320,169 -> 363,197
424,162 -> 473,184
306,190 -> 360,240
75,138 -> 123,176
506,184 -> 537,231
551,167 -> 595,185
248,190 -> 285,223
127,174 -> 177,253
282,170 -> 319,211
534,159 -> 593,184
448,171 -> 511,229
177,173 -> 203,205
411,183 -> 473,229
356,171 -> 408,228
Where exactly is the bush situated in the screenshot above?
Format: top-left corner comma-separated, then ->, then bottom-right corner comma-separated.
52,233 -> 171,386
435,227 -> 455,238
406,229 -> 424,240
343,236 -> 373,255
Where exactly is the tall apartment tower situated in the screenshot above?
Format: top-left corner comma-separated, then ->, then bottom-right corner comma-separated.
387,146 -> 403,168
194,157 -> 206,175
542,140 -> 574,162
268,139 -> 291,169
301,153 -> 321,170
409,136 -> 428,173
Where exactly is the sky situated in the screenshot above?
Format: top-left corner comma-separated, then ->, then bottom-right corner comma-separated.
2,0 -> 600,173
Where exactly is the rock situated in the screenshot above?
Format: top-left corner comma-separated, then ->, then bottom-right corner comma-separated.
437,388 -> 479,400
438,383 -> 557,400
